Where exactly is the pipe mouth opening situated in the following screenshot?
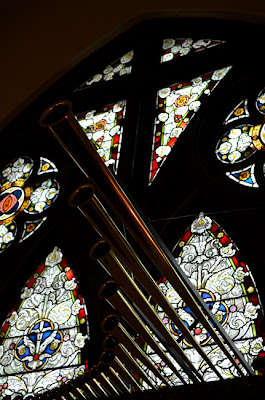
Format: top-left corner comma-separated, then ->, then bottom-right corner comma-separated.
101,314 -> 120,333
69,184 -> 95,207
97,362 -> 109,372
98,281 -> 119,299
39,100 -> 72,127
89,366 -> 100,378
103,335 -> 119,350
90,241 -> 111,260
100,351 -> 115,364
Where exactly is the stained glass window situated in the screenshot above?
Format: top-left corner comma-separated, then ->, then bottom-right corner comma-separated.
76,51 -> 134,90
161,38 -> 224,63
0,157 -> 59,252
0,247 -> 89,398
150,66 -> 232,183
2,16 -> 265,398
76,100 -> 127,174
148,213 -> 264,382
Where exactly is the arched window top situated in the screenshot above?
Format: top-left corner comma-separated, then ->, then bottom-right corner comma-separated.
0,246 -> 89,397
148,212 -> 264,382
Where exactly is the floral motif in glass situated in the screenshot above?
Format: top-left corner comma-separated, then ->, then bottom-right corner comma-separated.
216,125 -> 256,164
76,51 -> 133,90
161,38 -> 224,63
76,100 -> 127,173
150,66 -> 232,183
0,246 -> 89,398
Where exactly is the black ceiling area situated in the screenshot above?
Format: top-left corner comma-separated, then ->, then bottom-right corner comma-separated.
1,16 -> 265,400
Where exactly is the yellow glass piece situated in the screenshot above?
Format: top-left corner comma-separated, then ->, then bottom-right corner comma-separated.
234,107 -> 244,116
239,171 -> 250,181
42,163 -> 50,171
27,224 -> 35,233
18,346 -> 26,356
50,341 -> 59,351
247,286 -> 255,293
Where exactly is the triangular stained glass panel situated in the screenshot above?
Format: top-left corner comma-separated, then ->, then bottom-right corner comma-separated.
37,158 -> 58,175
0,247 -> 89,398
145,213 -> 264,383
161,38 -> 225,63
226,164 -> 258,187
150,66 -> 232,184
19,217 -> 47,242
224,99 -> 250,125
76,100 -> 127,174
75,51 -> 133,91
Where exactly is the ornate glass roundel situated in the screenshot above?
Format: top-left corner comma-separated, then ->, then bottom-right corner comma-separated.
0,157 -> 60,252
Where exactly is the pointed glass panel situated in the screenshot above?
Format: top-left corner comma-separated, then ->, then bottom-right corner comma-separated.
147,213 -> 264,382
19,217 -> 47,242
224,100 -> 250,124
76,100 -> 127,174
161,38 -> 224,63
226,164 -> 258,187
216,124 -> 256,164
37,158 -> 58,175
0,246 -> 89,397
76,51 -> 133,91
150,66 -> 232,183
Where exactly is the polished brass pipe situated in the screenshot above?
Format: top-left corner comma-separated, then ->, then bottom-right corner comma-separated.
101,373 -> 121,396
96,363 -> 122,396
100,297 -> 185,385
40,101 -> 250,376
106,366 -> 131,394
90,366 -> 119,397
103,336 -> 157,390
100,351 -> 142,391
68,382 -> 86,399
76,373 -> 99,398
99,283 -> 201,382
81,374 -> 104,398
91,379 -> 109,398
100,313 -> 169,387
76,387 -> 92,399
91,240 -> 222,380
80,382 -> 98,398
